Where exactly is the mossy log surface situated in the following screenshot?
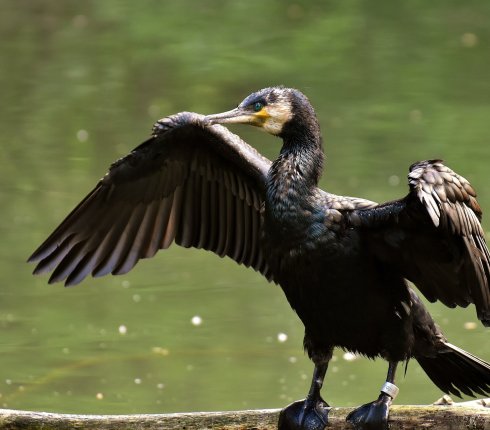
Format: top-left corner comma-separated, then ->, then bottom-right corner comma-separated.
0,398 -> 489,430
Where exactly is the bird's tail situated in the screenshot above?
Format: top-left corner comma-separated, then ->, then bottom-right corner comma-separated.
416,342 -> 490,398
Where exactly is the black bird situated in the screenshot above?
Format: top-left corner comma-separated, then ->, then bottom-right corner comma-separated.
29,87 -> 490,430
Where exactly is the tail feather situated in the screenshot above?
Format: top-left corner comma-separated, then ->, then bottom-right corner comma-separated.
416,342 -> 490,398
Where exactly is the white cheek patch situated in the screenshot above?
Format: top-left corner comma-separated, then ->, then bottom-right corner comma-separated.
263,100 -> 293,135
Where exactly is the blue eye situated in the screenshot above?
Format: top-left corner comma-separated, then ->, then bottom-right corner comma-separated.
253,102 -> 264,112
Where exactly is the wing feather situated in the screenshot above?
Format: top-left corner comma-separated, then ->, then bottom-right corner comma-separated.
92,205 -> 135,277
349,160 -> 490,325
29,113 -> 272,286
196,174 -> 210,249
34,234 -> 77,275
109,204 -> 148,275
207,181 -> 219,251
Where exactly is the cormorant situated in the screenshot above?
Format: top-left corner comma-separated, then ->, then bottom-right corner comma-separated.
29,87 -> 490,430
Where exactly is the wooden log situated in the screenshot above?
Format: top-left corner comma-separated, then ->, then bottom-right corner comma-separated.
0,398 -> 488,430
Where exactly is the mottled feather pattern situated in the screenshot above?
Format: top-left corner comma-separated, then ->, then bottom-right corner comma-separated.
409,160 -> 490,322
325,194 -> 378,211
348,159 -> 490,325
408,159 -> 482,229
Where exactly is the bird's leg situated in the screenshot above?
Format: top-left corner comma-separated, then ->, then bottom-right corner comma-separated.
302,362 -> 330,414
346,361 -> 399,430
278,362 -> 330,430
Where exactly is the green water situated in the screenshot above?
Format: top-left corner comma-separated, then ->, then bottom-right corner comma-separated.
1,0 -> 489,415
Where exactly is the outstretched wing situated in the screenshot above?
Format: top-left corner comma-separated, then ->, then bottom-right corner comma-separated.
28,112 -> 273,286
348,160 -> 490,325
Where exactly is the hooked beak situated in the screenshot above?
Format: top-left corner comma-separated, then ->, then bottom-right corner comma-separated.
205,108 -> 261,126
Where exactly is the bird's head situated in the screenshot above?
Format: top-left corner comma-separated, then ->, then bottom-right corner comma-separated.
205,86 -> 304,136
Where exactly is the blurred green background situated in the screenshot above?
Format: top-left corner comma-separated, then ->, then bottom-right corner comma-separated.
1,0 -> 489,415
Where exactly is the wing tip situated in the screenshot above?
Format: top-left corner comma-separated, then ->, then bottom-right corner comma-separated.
32,265 -> 46,276
27,247 -> 49,264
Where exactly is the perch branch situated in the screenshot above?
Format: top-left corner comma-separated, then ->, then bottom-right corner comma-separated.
0,398 -> 489,430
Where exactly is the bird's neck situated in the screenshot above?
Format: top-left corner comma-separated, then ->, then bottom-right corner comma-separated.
266,124 -> 324,208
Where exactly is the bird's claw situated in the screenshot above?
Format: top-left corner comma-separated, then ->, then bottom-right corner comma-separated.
346,393 -> 392,430
278,398 -> 330,430
152,112 -> 205,136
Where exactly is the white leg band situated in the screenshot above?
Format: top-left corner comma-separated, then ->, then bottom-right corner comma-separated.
380,381 -> 399,399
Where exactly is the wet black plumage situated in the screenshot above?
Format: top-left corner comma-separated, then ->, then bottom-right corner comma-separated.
29,87 -> 490,429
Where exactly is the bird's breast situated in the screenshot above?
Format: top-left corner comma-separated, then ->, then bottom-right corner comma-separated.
261,200 -> 345,277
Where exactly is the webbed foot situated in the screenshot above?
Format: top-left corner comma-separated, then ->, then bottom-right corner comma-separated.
346,393 -> 392,430
278,398 -> 330,430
